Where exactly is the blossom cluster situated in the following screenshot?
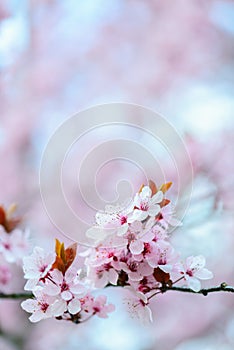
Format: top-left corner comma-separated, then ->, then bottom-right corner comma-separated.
0,205 -> 30,291
20,180 -> 213,324
83,181 -> 213,323
21,240 -> 115,323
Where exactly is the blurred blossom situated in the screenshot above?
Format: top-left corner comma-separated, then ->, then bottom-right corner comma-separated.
0,0 -> 234,349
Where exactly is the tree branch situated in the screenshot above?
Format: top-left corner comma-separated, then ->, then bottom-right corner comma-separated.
0,283 -> 233,301
158,283 -> 234,296
0,292 -> 33,299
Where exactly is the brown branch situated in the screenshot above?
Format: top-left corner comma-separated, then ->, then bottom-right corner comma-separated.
152,282 -> 234,297
0,283 -> 233,301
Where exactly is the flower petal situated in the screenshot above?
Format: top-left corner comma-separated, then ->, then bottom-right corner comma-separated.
68,298 -> 81,314
195,268 -> 213,280
148,205 -> 160,217
130,240 -> 144,255
186,276 -> 201,292
151,191 -> 163,204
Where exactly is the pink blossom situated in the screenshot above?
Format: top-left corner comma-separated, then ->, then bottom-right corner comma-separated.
124,221 -> 155,255
132,186 -> 163,221
0,227 -> 30,263
21,288 -> 62,323
124,288 -> 153,324
44,268 -> 86,299
23,247 -> 56,291
42,268 -> 88,315
85,248 -> 119,288
79,293 -> 115,319
157,203 -> 182,229
95,201 -> 135,236
119,257 -> 153,282
90,265 -> 119,288
178,255 -> 213,292
146,241 -> 179,272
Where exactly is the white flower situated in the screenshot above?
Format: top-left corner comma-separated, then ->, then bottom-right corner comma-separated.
44,269 -> 86,299
0,227 -> 30,263
85,248 -> 119,288
132,187 -> 163,221
23,247 -> 56,290
21,288 -> 61,322
124,221 -> 155,255
146,240 -> 179,272
124,288 -> 153,324
159,203 -> 182,228
90,200 -> 135,239
181,255 -> 213,292
43,268 -> 86,315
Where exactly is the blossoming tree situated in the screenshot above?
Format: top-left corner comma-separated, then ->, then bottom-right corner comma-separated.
1,181 -> 233,326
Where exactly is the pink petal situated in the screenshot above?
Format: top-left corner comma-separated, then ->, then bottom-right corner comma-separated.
132,210 -> 148,221
29,311 -> 45,323
70,283 -> 86,295
50,299 -> 67,317
117,223 -> 128,236
68,298 -> 81,314
148,205 -> 160,217
108,269 -> 118,285
130,240 -> 144,255
21,299 -> 37,313
186,276 -> 201,292
24,279 -> 38,291
61,290 -> 73,301
151,191 -> 163,204
44,283 -> 60,296
195,268 -> 213,280
141,186 -> 152,199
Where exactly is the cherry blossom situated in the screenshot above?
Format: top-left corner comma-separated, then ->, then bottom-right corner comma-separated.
124,289 -> 153,324
42,268 -> 87,314
0,227 -> 30,263
4,181 -> 215,326
123,221 -> 155,255
22,240 -> 116,323
23,246 -> 56,290
132,186 -> 163,221
21,288 -> 62,323
89,295 -> 115,318
84,247 -> 119,288
95,200 -> 135,236
157,203 -> 182,229
177,255 -> 213,292
119,257 -> 154,282
146,240 -> 179,273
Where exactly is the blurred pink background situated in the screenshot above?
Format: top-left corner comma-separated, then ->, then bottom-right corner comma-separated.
0,1 -> 234,349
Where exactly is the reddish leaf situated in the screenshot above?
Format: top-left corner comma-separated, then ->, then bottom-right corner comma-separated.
64,243 -> 77,271
0,204 -> 21,233
0,206 -> 6,226
52,256 -> 65,274
160,198 -> 170,208
153,267 -> 171,284
53,239 -> 77,274
149,180 -> 157,195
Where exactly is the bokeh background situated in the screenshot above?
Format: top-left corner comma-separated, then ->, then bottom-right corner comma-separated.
0,1 -> 234,349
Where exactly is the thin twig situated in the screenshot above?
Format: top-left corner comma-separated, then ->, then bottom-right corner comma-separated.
0,283 -> 233,301
157,283 -> 234,296
0,293 -> 33,299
